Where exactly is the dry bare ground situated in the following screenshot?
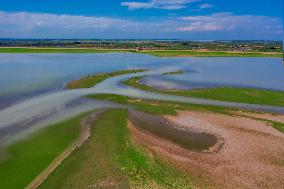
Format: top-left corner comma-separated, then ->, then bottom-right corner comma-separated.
129,111 -> 284,189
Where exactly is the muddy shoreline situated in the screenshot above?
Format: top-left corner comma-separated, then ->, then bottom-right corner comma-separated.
128,110 -> 284,189
128,110 -> 222,153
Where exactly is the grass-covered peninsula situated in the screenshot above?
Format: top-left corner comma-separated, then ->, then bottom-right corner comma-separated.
67,69 -> 146,89
123,76 -> 284,107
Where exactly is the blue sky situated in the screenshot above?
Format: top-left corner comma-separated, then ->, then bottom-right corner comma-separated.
0,0 -> 282,40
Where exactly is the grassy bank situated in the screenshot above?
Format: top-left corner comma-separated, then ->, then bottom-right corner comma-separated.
123,76 -> 284,107
140,50 -> 282,58
0,48 -> 281,57
67,69 -> 146,89
40,109 -> 200,189
88,94 -> 284,133
0,112 -> 90,189
272,122 -> 284,133
0,47 -> 134,54
88,94 -> 229,115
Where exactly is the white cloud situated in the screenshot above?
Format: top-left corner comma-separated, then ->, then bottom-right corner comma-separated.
0,11 -> 281,40
0,11 -> 128,30
178,12 -> 282,34
0,11 -> 179,38
121,0 -> 200,10
199,3 -> 213,9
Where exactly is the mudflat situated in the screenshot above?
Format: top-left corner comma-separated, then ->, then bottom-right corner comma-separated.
129,110 -> 284,189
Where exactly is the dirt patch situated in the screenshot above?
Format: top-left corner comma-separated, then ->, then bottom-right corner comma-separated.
128,110 -> 222,153
129,110 -> 284,189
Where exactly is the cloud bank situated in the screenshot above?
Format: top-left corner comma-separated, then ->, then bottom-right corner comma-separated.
0,11 -> 281,40
178,12 -> 282,34
121,0 -> 200,10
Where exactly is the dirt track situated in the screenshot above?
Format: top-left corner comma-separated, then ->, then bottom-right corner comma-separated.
129,111 -> 284,189
26,110 -> 105,189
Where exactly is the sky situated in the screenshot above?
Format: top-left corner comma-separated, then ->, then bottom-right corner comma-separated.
0,0 -> 283,40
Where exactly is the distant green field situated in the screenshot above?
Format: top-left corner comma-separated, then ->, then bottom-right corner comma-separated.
0,112 -> 89,189
40,109 -> 205,189
0,48 -> 281,57
123,76 -> 284,107
0,48 -> 133,53
141,50 -> 282,57
67,69 -> 146,89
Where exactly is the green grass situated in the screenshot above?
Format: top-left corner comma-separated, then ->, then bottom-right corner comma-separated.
88,94 -> 230,115
0,48 -> 281,57
0,48 -> 135,53
140,50 -> 282,58
123,76 -> 284,107
272,122 -> 284,133
40,109 -> 202,189
0,112 -> 90,189
67,69 -> 146,89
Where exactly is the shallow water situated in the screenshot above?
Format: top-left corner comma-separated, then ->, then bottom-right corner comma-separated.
0,53 -> 283,145
1,54 -> 283,98
141,57 -> 284,91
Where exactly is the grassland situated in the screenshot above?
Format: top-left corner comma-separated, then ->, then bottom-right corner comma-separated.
0,47 -> 135,54
0,47 -> 281,57
140,50 -> 282,57
88,94 -> 284,133
67,69 -> 146,89
40,109 -> 200,189
0,112 -> 90,189
88,94 -> 230,115
123,76 -> 284,107
271,122 -> 284,133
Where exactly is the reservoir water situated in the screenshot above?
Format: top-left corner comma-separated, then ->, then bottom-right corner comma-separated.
0,53 -> 283,145
1,53 -> 283,98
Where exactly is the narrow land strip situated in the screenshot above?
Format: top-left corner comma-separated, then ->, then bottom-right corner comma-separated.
0,47 -> 281,57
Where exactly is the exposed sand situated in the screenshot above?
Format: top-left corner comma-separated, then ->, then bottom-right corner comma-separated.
128,111 -> 284,189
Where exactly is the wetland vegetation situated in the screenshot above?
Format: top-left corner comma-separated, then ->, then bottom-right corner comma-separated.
67,69 -> 146,89
0,47 -> 281,57
39,109 -> 198,189
0,112 -> 90,189
123,76 -> 284,107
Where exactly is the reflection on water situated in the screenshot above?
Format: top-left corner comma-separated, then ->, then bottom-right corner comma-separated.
0,53 -> 283,145
140,76 -> 224,90
1,54 -> 283,98
142,57 -> 284,91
